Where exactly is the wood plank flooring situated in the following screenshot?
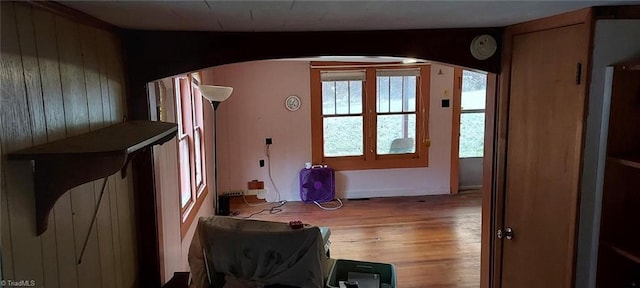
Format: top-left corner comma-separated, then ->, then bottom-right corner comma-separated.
231,192 -> 481,288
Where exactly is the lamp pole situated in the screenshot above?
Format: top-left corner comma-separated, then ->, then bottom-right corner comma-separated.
210,100 -> 221,215
199,84 -> 232,215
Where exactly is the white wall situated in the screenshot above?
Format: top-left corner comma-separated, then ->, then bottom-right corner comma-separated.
576,19 -> 640,288
202,61 -> 454,201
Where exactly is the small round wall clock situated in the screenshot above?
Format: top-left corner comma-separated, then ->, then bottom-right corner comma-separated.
285,95 -> 301,111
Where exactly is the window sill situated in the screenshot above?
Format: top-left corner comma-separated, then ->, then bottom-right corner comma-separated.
318,156 -> 428,171
180,185 -> 208,238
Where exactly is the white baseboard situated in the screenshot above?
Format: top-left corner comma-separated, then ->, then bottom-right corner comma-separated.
280,188 -> 449,202
341,188 -> 448,199
459,185 -> 482,191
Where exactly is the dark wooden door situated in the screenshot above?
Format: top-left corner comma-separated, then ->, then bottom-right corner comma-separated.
500,23 -> 587,288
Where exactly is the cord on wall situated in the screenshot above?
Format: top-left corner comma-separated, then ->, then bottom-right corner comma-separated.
241,143 -> 287,219
265,143 -> 283,202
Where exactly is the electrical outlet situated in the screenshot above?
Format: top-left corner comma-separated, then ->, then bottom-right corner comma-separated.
259,159 -> 265,167
246,189 -> 266,196
223,191 -> 244,197
265,138 -> 273,145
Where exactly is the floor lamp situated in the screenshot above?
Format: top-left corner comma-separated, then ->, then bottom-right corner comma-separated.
199,85 -> 233,215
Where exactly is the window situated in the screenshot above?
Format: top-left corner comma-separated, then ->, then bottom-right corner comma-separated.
459,70 -> 487,158
311,64 -> 430,170
175,73 -> 207,236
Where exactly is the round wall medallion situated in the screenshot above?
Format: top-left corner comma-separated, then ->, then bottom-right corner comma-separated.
285,95 -> 301,111
470,34 -> 498,60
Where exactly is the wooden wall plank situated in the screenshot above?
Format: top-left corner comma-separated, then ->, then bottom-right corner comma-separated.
109,177 -> 125,288
1,1 -> 17,280
56,14 -> 96,288
96,29 -> 113,125
0,2 -> 45,284
87,26 -> 119,288
105,33 -> 124,123
14,4 -> 46,146
95,179 -> 117,288
119,171 -> 138,287
110,33 -> 127,119
81,25 -> 105,130
14,4 -> 60,288
56,16 -> 89,136
104,28 -> 126,288
53,195 -> 79,288
81,23 -> 112,288
1,144 -> 14,280
57,16 -> 103,288
72,182 -> 102,288
32,8 -> 66,141
31,6 -> 70,288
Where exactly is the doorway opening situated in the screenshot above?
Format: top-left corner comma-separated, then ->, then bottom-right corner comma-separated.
458,70 -> 488,192
149,57 -> 497,288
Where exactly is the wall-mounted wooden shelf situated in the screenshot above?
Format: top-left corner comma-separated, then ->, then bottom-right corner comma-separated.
9,121 -> 177,235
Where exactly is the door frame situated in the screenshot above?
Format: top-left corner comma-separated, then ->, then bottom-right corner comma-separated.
491,8 -> 594,288
451,66 -> 496,288
450,68 -> 462,195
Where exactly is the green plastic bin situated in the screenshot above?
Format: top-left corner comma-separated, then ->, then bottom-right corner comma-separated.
326,259 -> 396,288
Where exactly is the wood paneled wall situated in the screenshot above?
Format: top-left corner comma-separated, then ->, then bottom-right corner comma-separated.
0,2 -> 137,287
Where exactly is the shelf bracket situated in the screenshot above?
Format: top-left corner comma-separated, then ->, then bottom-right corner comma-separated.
33,154 -> 126,235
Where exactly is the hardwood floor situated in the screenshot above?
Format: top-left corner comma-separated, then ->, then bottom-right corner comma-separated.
231,192 -> 482,288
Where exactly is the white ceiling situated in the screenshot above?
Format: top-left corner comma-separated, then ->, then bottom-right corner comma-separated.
61,0 -> 638,32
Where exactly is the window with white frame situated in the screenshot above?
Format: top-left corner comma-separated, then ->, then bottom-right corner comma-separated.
175,73 -> 207,236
